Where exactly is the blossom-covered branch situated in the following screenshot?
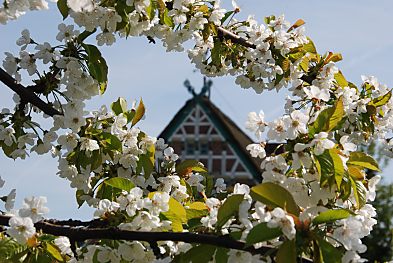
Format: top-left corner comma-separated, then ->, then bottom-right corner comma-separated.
0,214 -> 278,256
0,0 -> 389,262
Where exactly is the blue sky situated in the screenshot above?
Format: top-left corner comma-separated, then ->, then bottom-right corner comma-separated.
0,1 -> 393,219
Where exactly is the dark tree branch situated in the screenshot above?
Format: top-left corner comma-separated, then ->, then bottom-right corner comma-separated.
0,214 -> 313,262
0,215 -> 270,254
0,68 -> 61,116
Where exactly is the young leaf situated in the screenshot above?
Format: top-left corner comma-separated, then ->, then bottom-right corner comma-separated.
162,197 -> 187,232
325,52 -> 343,64
176,160 -> 207,176
250,182 -> 300,216
45,243 -> 64,261
370,90 -> 392,108
334,71 -> 348,88
131,99 -> 145,127
312,209 -> 351,225
246,222 -> 282,245
216,194 -> 244,228
347,152 -> 380,171
104,177 -> 135,192
347,165 -> 365,180
287,19 -> 305,32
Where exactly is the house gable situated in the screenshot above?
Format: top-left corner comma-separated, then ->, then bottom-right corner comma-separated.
159,95 -> 261,183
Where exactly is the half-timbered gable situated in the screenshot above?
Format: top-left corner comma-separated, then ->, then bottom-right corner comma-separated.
159,80 -> 265,185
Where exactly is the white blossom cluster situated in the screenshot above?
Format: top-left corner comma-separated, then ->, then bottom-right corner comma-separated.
0,0 -> 50,24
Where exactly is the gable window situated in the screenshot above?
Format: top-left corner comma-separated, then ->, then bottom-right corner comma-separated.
200,139 -> 209,155
185,139 -> 196,155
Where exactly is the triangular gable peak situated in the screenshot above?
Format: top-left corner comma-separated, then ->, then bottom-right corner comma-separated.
159,93 -> 262,185
171,104 -> 253,180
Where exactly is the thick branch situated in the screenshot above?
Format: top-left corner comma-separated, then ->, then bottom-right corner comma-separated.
0,68 -> 61,116
0,215 -> 313,262
0,215 -> 269,254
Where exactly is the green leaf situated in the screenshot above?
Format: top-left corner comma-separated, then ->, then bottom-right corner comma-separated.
347,165 -> 365,180
104,177 -> 134,192
0,141 -> 18,158
216,194 -> 244,228
131,99 -> 145,127
137,143 -> 155,177
299,56 -> 310,72
211,39 -> 222,66
111,97 -> 127,115
124,110 -> 136,123
250,183 -> 300,216
176,160 -> 207,176
281,58 -> 291,73
214,247 -> 229,263
276,239 -> 296,263
317,238 -> 343,263
303,38 -> 317,53
221,11 -> 234,24
57,0 -> 69,20
264,15 -> 276,25
99,132 -> 123,152
173,244 -> 216,263
312,209 -> 352,225
370,90 -> 392,108
314,150 -> 338,187
310,97 -> 344,136
329,149 -> 345,189
334,71 -> 348,88
186,202 -> 208,220
76,189 -> 86,207
350,177 -> 367,209
45,243 -> 63,261
95,181 -> 121,202
145,0 -> 156,20
246,222 -> 282,245
83,44 -> 108,92
347,152 -> 380,171
159,8 -> 174,28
